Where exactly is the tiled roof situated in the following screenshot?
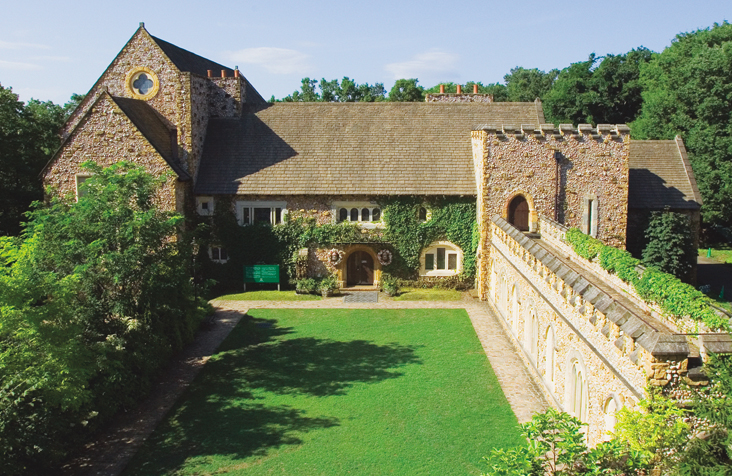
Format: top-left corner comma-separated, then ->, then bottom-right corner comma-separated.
628,140 -> 701,210
150,35 -> 234,77
195,102 -> 544,195
111,96 -> 190,180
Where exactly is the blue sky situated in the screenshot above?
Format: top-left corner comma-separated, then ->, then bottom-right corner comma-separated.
1,0 -> 731,105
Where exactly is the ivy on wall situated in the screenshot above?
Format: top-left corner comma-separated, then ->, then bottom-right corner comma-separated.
195,196 -> 477,292
565,228 -> 729,331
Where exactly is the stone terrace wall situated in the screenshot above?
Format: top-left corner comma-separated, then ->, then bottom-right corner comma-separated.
45,94 -> 179,211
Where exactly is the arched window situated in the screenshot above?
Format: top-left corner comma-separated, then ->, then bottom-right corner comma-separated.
420,241 -> 463,276
419,207 -> 428,221
569,359 -> 588,423
372,208 -> 381,221
603,397 -> 620,441
361,208 -> 370,222
529,310 -> 539,364
350,208 -> 359,222
339,208 -> 348,222
583,196 -> 599,237
545,326 -> 556,391
508,195 -> 530,231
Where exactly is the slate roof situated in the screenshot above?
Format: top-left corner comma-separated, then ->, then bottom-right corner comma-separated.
150,35 -> 234,77
111,96 -> 190,180
194,101 -> 544,195
628,140 -> 701,210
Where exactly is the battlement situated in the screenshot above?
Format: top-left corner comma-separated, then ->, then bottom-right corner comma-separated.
474,123 -> 630,141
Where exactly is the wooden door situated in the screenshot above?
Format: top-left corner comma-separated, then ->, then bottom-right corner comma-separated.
508,196 -> 530,231
347,251 -> 374,285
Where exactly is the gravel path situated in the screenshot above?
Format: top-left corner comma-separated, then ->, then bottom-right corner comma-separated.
61,297 -> 549,476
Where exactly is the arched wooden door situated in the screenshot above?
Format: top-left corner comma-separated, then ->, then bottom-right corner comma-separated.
508,195 -> 530,231
346,251 -> 374,286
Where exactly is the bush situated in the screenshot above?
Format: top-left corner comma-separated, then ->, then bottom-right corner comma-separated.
381,273 -> 401,296
319,274 -> 340,296
0,162 -> 205,475
642,210 -> 696,282
296,278 -> 318,294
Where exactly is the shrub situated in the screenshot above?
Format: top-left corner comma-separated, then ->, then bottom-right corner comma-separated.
296,278 -> 318,294
319,274 -> 340,296
381,273 -> 401,296
642,210 -> 696,282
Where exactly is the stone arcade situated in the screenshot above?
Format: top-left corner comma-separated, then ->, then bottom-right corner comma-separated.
43,25 -> 729,444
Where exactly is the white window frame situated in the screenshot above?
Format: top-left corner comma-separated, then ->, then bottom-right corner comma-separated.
583,195 -> 599,238
332,201 -> 384,229
75,174 -> 93,201
236,201 -> 287,226
419,241 -> 463,277
196,196 -> 214,216
208,245 -> 229,263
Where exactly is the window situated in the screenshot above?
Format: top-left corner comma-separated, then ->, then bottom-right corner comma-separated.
209,246 -> 229,263
236,201 -> 287,226
75,174 -> 92,201
568,358 -> 589,423
419,207 -> 428,221
333,201 -> 383,228
420,241 -> 463,276
196,196 -> 213,216
545,327 -> 556,391
583,196 -> 598,237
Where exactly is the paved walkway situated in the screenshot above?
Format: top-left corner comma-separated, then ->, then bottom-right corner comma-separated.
62,297 -> 549,476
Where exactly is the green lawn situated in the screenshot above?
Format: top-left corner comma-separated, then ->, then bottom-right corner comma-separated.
123,309 -> 523,475
392,287 -> 465,301
215,290 -> 321,301
699,247 -> 732,264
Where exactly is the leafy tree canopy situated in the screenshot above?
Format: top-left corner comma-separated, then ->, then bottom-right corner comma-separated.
631,21 -> 732,225
0,84 -> 84,236
504,67 -> 559,102
641,209 -> 696,282
388,78 -> 425,102
280,76 -> 386,102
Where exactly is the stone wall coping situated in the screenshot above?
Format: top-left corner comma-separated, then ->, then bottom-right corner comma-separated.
492,214 -> 690,357
476,123 -> 629,138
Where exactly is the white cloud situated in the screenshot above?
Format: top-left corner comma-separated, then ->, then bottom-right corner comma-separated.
29,55 -> 71,62
0,40 -> 49,50
384,50 -> 460,79
0,59 -> 42,71
225,47 -> 311,75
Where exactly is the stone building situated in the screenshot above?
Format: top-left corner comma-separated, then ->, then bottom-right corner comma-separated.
44,25 -> 727,444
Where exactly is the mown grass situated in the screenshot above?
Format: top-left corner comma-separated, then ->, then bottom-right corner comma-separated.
123,309 -> 523,475
215,290 -> 321,301
699,247 -> 732,264
392,287 -> 465,301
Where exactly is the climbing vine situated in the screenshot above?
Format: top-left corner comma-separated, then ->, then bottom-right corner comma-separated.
196,196 -> 477,292
565,228 -> 729,331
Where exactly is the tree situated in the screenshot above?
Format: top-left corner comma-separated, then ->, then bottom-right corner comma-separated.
388,78 -> 425,102
0,84 -> 83,236
504,67 -> 558,102
544,49 -> 652,125
281,77 -> 385,102
642,209 -> 696,282
0,161 -> 204,474
631,22 -> 732,225
482,408 -> 648,476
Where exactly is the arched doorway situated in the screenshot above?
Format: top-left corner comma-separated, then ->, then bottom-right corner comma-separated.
346,250 -> 374,286
508,195 -> 530,231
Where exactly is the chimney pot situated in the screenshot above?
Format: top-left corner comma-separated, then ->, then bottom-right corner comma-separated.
439,84 -> 445,94
234,69 -> 240,78
456,85 -> 462,94
473,84 -> 478,94
221,69 -> 227,78
207,70 -> 213,78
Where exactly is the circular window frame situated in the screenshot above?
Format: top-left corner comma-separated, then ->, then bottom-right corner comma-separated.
125,67 -> 160,100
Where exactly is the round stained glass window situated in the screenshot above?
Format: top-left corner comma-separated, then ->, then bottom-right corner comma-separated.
125,67 -> 159,100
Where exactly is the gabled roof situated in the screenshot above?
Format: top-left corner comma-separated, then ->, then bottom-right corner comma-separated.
110,96 -> 190,180
43,92 -> 190,181
149,34 -> 234,77
628,139 -> 701,210
194,101 -> 544,196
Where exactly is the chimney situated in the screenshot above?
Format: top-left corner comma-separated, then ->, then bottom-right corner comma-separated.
234,66 -> 240,78
456,85 -> 462,94
221,69 -> 227,78
473,84 -> 478,94
439,84 -> 445,94
207,70 -> 213,78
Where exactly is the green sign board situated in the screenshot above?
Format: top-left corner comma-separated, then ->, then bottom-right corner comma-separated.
244,265 -> 280,284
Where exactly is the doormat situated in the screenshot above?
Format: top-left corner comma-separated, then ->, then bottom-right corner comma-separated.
342,292 -> 379,303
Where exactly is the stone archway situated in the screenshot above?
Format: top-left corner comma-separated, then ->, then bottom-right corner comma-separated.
338,245 -> 381,288
503,191 -> 538,232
